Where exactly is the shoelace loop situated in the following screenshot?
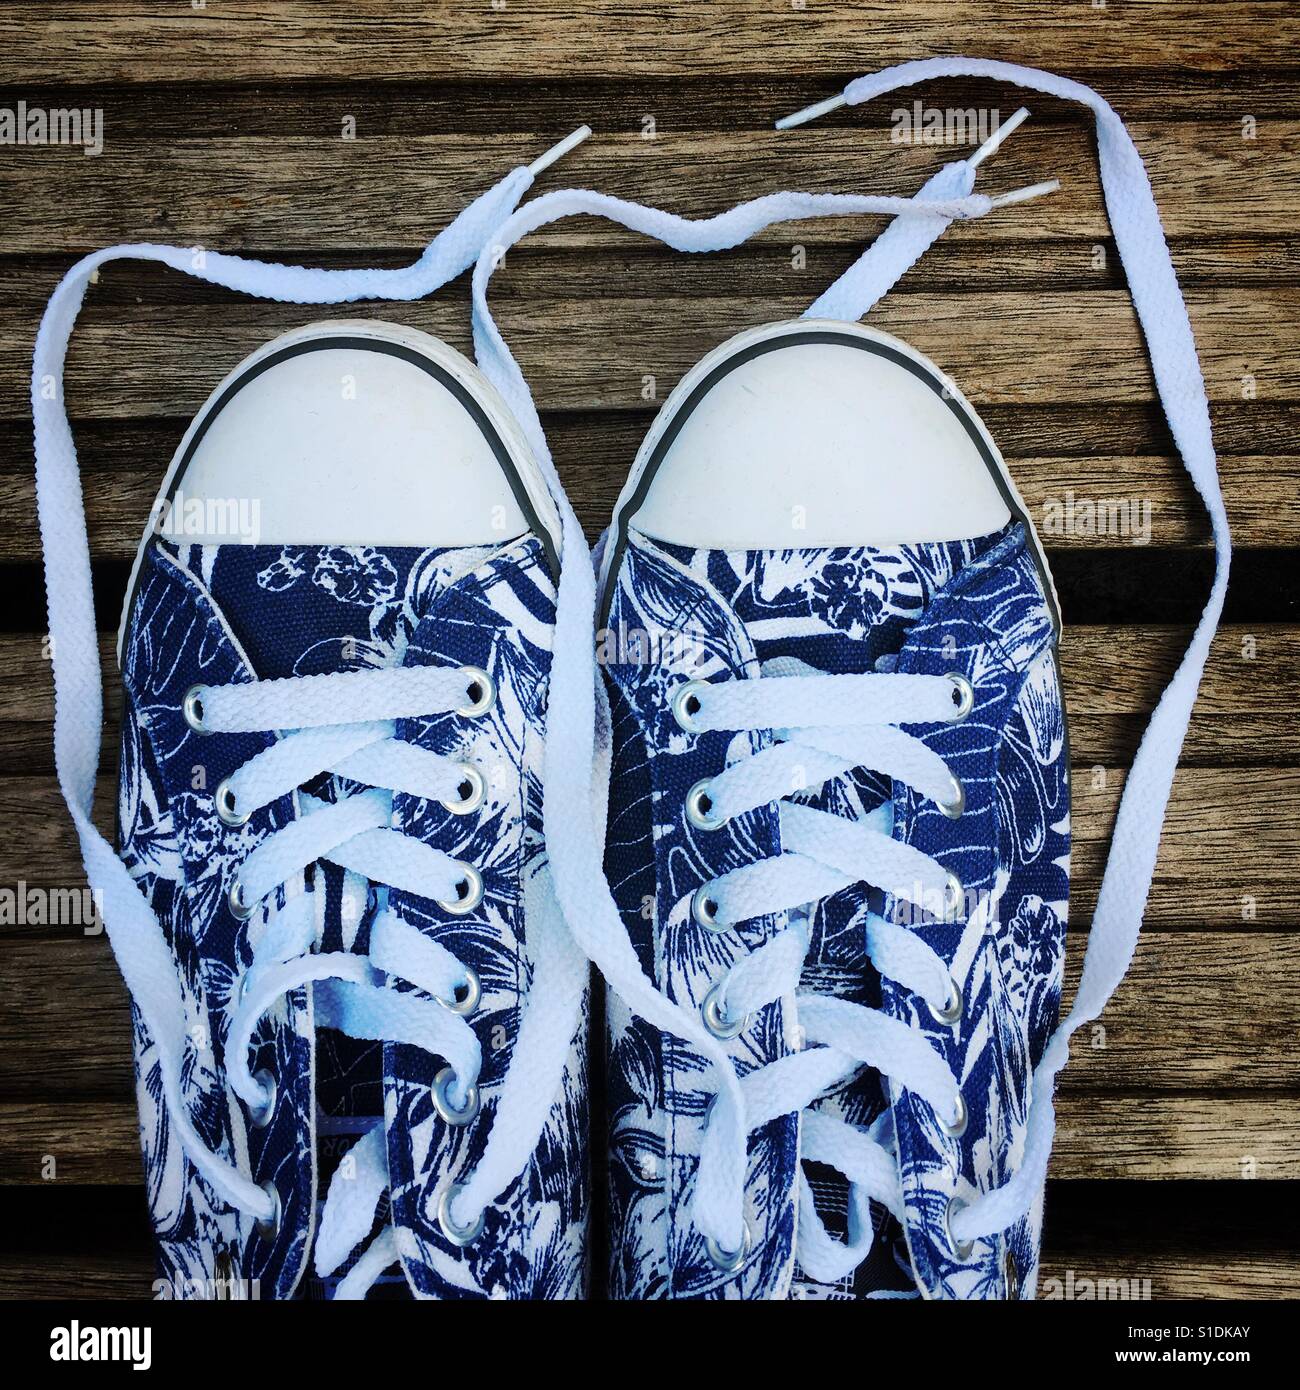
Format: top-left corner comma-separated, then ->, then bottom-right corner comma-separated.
677,668 -> 973,1274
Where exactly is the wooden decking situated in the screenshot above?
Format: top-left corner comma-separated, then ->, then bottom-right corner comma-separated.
0,1 -> 1296,1298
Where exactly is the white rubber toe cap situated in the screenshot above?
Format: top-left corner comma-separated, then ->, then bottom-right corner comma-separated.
627,319 -> 1013,550
149,319 -> 560,553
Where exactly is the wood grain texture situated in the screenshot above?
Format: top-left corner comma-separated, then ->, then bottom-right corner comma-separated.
5,1092 -> 1295,1186
0,123 -> 1293,252
2,4 -> 1295,83
2,454 -> 1294,559
2,761 -> 1295,927
3,288 -> 1295,422
1,1246 -> 1289,1300
0,626 -> 1293,771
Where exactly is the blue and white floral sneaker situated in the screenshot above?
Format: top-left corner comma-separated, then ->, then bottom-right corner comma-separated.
460,62 -> 1227,1301
35,137 -> 595,1301
596,318 -> 1066,1299
570,59 -> 1228,1301
116,321 -> 588,1299
460,118 -> 1097,1304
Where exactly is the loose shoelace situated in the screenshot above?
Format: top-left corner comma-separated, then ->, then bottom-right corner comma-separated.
32,131 -> 592,1289
469,61 -> 1230,1286
188,661 -> 585,1296
671,663 -> 975,1279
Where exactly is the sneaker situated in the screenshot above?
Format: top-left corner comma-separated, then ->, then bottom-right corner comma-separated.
35,130 -> 597,1300
111,320 -> 587,1298
453,61 -> 1226,1299
595,319 -> 1066,1298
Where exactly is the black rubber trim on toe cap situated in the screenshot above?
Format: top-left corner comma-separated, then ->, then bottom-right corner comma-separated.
124,333 -> 558,632
600,327 -> 1059,635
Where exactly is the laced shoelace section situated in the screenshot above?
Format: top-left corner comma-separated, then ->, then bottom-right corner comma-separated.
670,666 -> 974,1279
187,661 -> 586,1298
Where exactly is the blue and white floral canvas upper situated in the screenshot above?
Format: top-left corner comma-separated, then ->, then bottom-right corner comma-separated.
118,533 -> 588,1298
601,520 -> 1068,1299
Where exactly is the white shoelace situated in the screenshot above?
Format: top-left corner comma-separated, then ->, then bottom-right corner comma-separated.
669,665 -> 973,1279
191,662 -> 587,1295
32,130 -> 591,1295
773,56 -> 1232,1262
471,63 -> 1231,1283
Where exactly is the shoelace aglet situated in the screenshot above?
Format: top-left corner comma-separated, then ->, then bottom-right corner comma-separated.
967,106 -> 1031,169
987,177 -> 1061,210
775,91 -> 845,130
529,125 -> 593,176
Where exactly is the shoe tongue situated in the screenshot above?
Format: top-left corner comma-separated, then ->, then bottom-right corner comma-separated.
700,528 -> 1010,676
686,529 -> 1009,1298
175,542 -> 501,678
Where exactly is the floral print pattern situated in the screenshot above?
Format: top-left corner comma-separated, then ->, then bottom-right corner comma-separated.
117,534 -> 587,1298
602,520 -> 1068,1299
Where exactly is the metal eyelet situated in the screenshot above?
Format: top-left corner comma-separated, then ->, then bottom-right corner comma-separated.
456,666 -> 496,718
929,977 -> 963,1026
944,673 -> 975,722
439,763 -> 485,816
436,863 -> 483,916
255,1179 -> 282,1245
228,877 -> 254,921
437,1183 -> 486,1247
1003,1244 -> 1020,1299
701,981 -> 748,1040
212,1249 -> 236,1298
685,779 -> 728,832
941,1092 -> 968,1139
215,778 -> 250,827
182,685 -> 210,734
671,680 -> 709,733
691,884 -> 726,933
945,1195 -> 974,1261
705,1221 -> 752,1275
943,873 -> 964,921
248,1068 -> 276,1129
436,968 -> 481,1017
432,1065 -> 480,1126
939,774 -> 965,820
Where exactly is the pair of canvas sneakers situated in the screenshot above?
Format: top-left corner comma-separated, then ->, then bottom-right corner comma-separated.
35,59 -> 1229,1301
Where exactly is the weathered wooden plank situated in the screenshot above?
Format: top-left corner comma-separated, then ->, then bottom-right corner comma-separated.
4,1092 -> 1293,1187
4,400 -> 1293,469
0,1253 -> 154,1301
1070,767 -> 1300,926
1053,1096 -> 1300,1182
0,931 -> 1292,1097
0,121 -> 1293,251
0,3 -> 1292,82
1,1245 -> 1287,1300
0,627 -> 1291,774
1,289 -> 1293,424
0,454 -> 1284,563
0,1102 -> 142,1187
1037,1250 -> 1300,1300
